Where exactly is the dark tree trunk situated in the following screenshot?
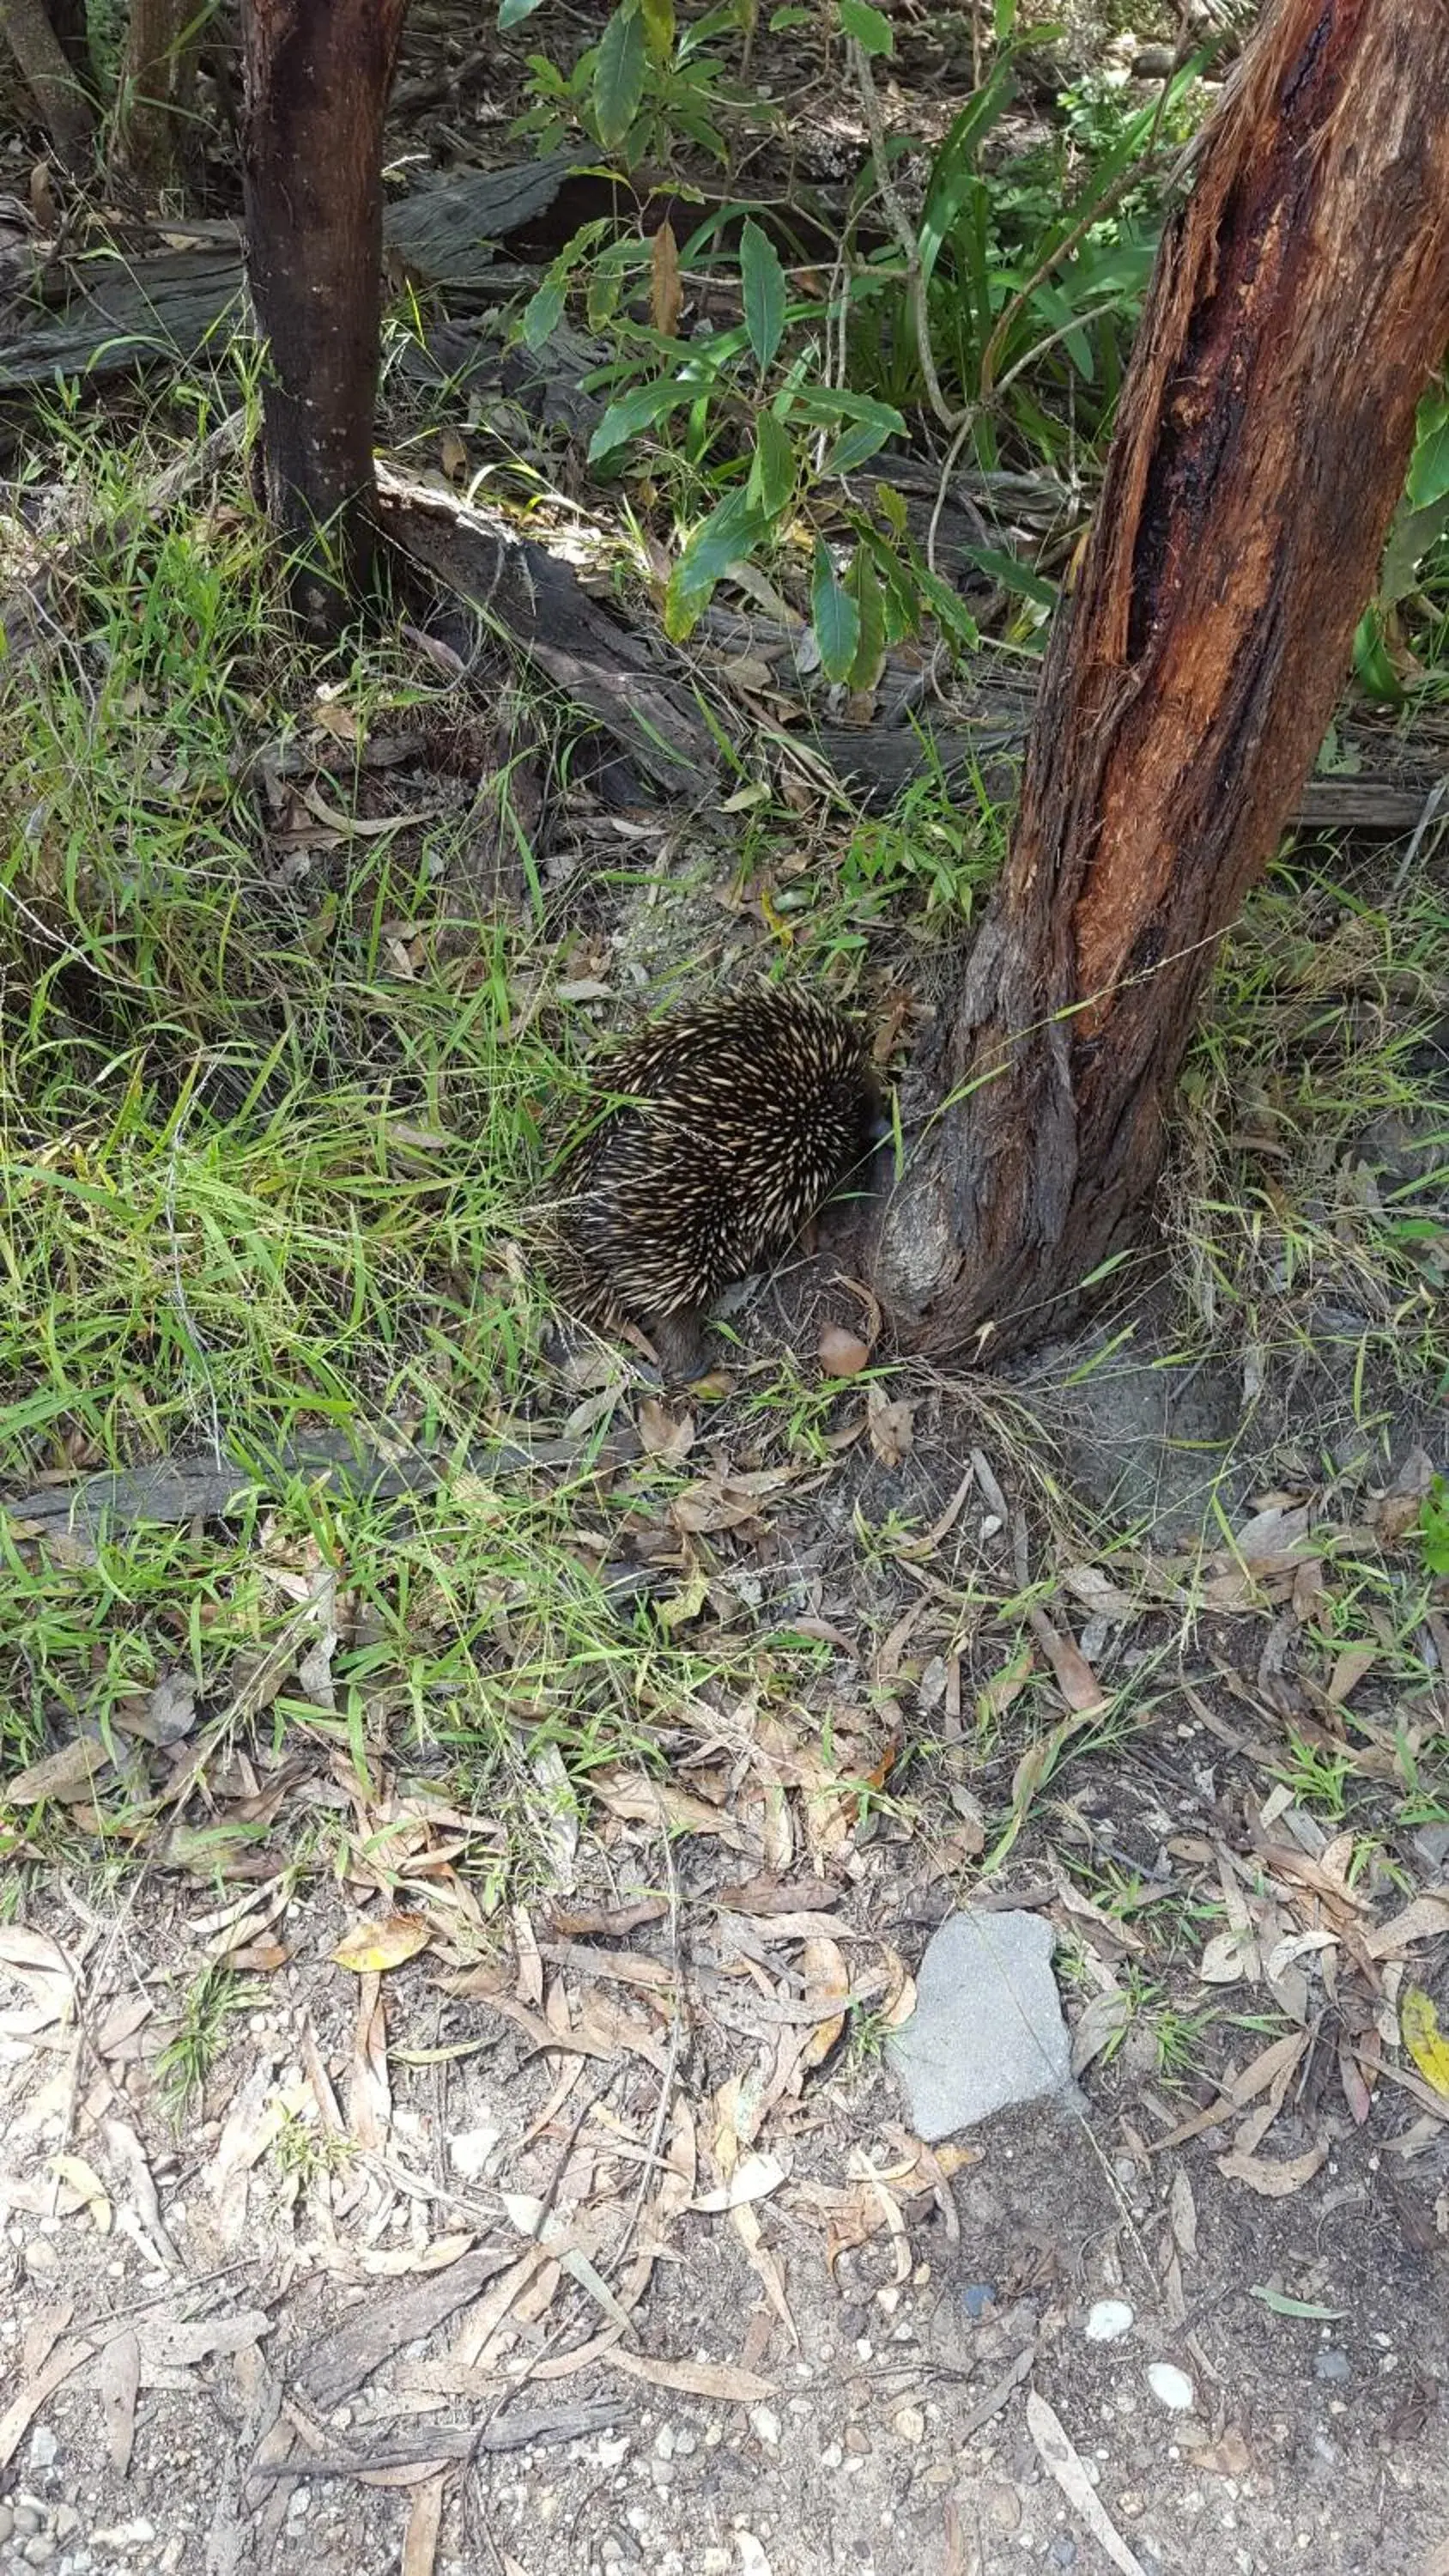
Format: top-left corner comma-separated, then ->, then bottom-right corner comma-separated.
872,0 -> 1449,1359
239,0 -> 409,635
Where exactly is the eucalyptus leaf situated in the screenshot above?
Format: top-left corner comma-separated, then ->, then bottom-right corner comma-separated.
594,2 -> 647,148
839,0 -> 893,54
811,538 -> 861,683
740,218 -> 787,372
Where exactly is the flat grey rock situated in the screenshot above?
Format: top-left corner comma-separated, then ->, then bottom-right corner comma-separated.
886,1910 -> 1075,2142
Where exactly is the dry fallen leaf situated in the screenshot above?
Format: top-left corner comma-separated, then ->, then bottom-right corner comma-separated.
977,1647 -> 1034,1724
638,1396 -> 695,1461
694,2153 -> 787,2214
650,216 -> 683,338
798,1936 -> 851,2070
1027,2390 -> 1148,2576
402,2468 -> 448,2576
349,1974 -> 391,2153
332,1914 -> 430,1975
866,1384 -> 913,1467
607,2347 -> 774,2403
596,1771 -> 745,1845
0,2336 -> 92,2472
98,2326 -> 140,2476
1216,2142 -> 1327,2196
1367,1893 -> 1449,1959
47,2154 -> 111,2234
818,1325 -> 870,1376
1402,1987 -> 1449,2099
1028,1608 -> 1108,1714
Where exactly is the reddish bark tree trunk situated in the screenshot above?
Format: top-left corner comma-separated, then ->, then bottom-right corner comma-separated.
872,0 -> 1449,1360
239,0 -> 409,635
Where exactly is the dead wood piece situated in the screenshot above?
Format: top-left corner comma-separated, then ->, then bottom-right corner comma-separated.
377,469 -> 717,795
0,153 -> 574,393
3,1424 -> 643,1541
293,2248 -> 515,2413
252,2398 -> 627,2477
808,720 -> 1446,835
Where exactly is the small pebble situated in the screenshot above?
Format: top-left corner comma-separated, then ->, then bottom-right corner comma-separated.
1146,2363 -> 1196,2412
1313,2350 -> 1351,2381
24,2539 -> 58,2568
1049,2541 -> 1077,2568
892,2406 -> 925,2444
0,2507 -> 15,2545
28,2427 -> 58,2470
960,2284 -> 996,2320
1085,2300 -> 1135,2343
748,2405 -> 780,2448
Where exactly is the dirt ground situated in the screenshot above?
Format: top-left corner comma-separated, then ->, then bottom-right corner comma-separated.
3,2 -> 1447,2571
4,1341 -> 1448,2576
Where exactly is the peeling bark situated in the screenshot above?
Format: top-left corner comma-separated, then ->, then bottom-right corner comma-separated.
872,0 -> 1449,1358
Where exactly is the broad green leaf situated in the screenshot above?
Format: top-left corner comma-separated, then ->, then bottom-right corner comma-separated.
1380,493 -> 1449,609
913,562 -> 980,654
665,489 -> 767,639
789,388 -> 906,440
839,0 -> 893,54
846,546 -> 887,691
640,0 -> 675,61
1351,606 -> 1404,708
1407,414 -> 1449,511
739,218 -> 787,372
520,277 -> 566,351
594,3 -> 647,148
811,538 -> 861,683
587,377 -> 692,461
750,409 -> 796,519
963,544 -> 1058,609
499,0 -> 545,23
823,412 -> 899,476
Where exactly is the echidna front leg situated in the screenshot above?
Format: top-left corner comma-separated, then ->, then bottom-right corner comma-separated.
640,1307 -> 710,1384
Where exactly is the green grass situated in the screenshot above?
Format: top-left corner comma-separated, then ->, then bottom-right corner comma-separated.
3,419 -> 1446,1944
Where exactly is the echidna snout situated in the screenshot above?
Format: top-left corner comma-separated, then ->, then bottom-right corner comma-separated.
567,983 -> 883,1371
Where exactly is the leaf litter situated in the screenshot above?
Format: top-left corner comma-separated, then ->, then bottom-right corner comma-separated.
2,1350 -> 1447,2568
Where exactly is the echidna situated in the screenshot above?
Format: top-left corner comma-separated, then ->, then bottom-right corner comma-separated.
561,982 -> 886,1377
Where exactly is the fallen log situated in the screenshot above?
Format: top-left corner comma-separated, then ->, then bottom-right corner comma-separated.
0,151 -> 575,392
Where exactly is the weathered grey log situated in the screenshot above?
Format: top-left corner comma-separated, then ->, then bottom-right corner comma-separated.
378,467 -> 719,794
0,151 -> 575,392
808,720 -> 1444,833
3,1423 -> 643,1541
